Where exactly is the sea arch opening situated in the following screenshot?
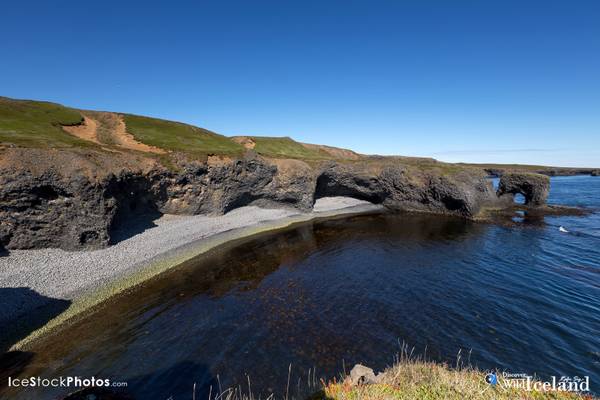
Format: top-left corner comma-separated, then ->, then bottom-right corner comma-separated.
312,170 -> 385,208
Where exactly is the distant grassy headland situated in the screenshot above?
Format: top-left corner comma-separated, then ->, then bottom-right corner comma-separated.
459,162 -> 598,177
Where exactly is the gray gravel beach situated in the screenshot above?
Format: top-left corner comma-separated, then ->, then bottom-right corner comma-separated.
0,197 -> 381,347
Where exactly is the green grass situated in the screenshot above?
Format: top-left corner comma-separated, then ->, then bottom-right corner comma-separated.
317,359 -> 592,400
0,97 -> 243,157
123,114 -> 244,156
0,97 -> 87,148
459,162 -> 552,170
458,162 -> 597,173
243,136 -> 333,159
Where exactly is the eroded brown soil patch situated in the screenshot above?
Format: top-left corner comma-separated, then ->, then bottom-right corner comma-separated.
231,136 -> 256,149
63,112 -> 166,154
62,116 -> 101,144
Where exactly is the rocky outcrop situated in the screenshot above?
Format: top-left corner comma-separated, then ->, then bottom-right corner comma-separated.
314,162 -> 386,204
348,364 -> 386,386
592,170 -> 599,177
0,152 -> 316,250
0,170 -> 114,250
157,154 -> 315,215
315,162 -> 498,216
0,151 -> 551,251
497,172 -> 550,206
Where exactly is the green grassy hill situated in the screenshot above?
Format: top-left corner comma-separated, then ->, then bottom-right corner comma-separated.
0,97 -> 87,148
0,97 -> 245,157
122,114 -> 243,156
0,97 -> 360,161
232,135 -> 338,159
3,96 -> 592,174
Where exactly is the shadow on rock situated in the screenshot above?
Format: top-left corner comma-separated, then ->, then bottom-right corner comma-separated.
0,287 -> 71,354
0,288 -> 71,396
108,211 -> 161,245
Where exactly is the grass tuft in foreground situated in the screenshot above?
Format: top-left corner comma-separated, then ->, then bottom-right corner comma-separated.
314,359 -> 592,400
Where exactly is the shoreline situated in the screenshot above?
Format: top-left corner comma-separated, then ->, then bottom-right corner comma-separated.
0,197 -> 384,351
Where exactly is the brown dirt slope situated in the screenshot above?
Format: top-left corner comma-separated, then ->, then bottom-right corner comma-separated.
62,112 -> 166,154
230,136 -> 256,149
62,116 -> 100,145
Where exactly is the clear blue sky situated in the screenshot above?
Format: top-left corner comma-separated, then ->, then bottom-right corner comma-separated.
1,1 -> 599,167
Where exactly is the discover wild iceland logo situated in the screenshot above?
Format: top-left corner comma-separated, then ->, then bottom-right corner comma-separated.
485,372 -> 590,393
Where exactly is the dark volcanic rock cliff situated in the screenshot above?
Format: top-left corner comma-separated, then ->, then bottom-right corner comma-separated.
497,172 -> 550,206
315,162 -> 496,216
0,148 -> 549,251
0,151 -> 316,250
0,170 -> 113,250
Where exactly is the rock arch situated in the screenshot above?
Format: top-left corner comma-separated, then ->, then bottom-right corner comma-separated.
313,163 -> 386,204
496,173 -> 549,206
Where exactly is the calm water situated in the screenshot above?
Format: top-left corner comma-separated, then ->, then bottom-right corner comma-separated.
5,176 -> 600,399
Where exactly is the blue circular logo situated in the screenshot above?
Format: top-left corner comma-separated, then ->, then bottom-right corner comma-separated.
485,373 -> 498,386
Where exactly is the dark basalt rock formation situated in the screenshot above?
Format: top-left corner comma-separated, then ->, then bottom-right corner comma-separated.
315,162 -> 498,217
314,162 -> 386,204
0,151 -> 550,251
497,172 -> 550,206
0,152 -> 317,250
592,170 -> 599,177
0,171 -> 114,250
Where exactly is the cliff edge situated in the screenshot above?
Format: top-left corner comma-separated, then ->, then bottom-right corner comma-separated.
0,97 -> 554,251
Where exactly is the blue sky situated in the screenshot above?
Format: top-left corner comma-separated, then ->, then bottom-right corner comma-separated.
1,1 -> 599,167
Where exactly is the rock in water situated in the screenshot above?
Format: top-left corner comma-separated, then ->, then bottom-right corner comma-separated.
497,172 -> 550,206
